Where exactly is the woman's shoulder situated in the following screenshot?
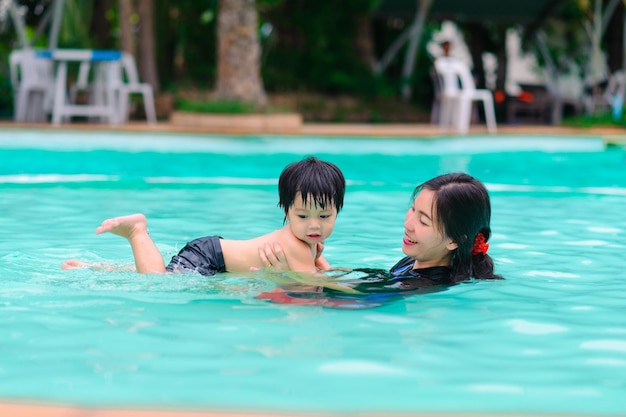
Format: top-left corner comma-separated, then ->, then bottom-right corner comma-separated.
390,257 -> 452,282
389,256 -> 414,274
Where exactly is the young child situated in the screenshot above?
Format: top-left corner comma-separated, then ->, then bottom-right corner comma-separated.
62,156 -> 345,276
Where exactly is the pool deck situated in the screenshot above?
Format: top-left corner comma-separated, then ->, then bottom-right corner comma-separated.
1,119 -> 626,145
1,119 -> 623,417
0,401 -> 605,417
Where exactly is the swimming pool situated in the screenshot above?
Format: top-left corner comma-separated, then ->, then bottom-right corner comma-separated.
1,129 -> 625,416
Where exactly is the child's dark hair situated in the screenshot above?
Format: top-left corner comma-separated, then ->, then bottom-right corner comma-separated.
278,156 -> 345,216
413,172 -> 502,283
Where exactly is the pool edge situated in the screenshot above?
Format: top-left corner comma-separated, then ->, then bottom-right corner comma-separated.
0,401 -> 618,417
1,121 -> 625,146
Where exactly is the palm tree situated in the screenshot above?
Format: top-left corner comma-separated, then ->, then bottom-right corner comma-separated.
212,0 -> 267,108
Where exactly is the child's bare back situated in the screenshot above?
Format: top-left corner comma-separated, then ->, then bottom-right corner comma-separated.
220,227 -> 318,273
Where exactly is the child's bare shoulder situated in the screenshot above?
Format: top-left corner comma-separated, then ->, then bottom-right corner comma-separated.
275,228 -> 313,259
255,227 -> 308,255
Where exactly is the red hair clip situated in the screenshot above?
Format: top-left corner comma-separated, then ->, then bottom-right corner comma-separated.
471,233 -> 490,256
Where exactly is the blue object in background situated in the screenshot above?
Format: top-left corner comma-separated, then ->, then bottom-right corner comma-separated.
612,93 -> 623,121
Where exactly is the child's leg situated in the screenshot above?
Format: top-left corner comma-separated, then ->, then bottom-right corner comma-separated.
96,213 -> 167,274
61,259 -> 135,271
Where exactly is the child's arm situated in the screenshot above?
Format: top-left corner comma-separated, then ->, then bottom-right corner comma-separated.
282,241 -> 319,273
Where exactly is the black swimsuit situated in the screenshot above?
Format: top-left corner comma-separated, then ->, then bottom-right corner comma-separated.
271,257 -> 453,309
324,257 -> 452,295
165,236 -> 226,276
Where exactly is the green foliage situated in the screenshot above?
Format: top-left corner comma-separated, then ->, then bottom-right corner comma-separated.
59,0 -> 94,48
563,111 -> 626,128
260,0 -> 386,95
529,2 -> 588,76
0,21 -> 17,116
0,63 -> 13,117
175,98 -> 290,114
155,0 -> 219,90
176,99 -> 256,114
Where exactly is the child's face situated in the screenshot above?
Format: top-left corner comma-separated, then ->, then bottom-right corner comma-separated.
285,193 -> 337,246
402,189 -> 457,268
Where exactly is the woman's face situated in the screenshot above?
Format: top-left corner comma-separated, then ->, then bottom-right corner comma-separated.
402,189 -> 457,268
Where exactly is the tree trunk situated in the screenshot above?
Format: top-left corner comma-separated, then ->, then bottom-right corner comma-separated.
465,22 -> 486,89
354,14 -> 375,70
90,0 -> 114,49
118,0 -> 136,57
213,0 -> 267,108
605,0 -> 624,74
137,0 -> 160,92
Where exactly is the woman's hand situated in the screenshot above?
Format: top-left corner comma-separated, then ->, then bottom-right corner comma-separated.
313,243 -> 331,270
253,242 -> 330,272
257,241 -> 289,271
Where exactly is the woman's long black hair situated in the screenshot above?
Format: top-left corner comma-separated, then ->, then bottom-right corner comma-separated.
413,172 -> 503,283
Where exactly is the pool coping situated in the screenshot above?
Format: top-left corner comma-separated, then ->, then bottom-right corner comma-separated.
0,401 -> 611,417
1,120 -> 625,146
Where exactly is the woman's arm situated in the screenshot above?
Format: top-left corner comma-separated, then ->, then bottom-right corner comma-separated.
256,242 -> 358,293
257,242 -> 349,273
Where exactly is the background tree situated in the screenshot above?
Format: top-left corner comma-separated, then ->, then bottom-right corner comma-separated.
117,0 -> 159,92
137,0 -> 159,92
260,0 -> 385,94
153,0 -> 218,90
90,0 -> 114,49
118,0 -> 135,57
213,0 -> 267,107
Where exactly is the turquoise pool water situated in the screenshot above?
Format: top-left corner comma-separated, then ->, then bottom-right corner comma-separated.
1,129 -> 625,415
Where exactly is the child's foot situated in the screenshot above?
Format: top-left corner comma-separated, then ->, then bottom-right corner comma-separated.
61,259 -> 91,270
95,213 -> 147,239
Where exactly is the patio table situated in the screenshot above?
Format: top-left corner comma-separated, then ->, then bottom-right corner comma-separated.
36,49 -> 122,125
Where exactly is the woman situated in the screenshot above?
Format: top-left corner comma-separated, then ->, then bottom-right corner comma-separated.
389,171 -> 502,284
257,172 -> 502,307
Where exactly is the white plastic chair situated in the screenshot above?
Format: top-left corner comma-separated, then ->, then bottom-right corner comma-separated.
429,66 -> 443,125
434,57 -> 497,134
70,59 -> 120,124
9,49 -> 55,122
108,53 -> 157,124
69,61 -> 93,104
70,52 -> 156,124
